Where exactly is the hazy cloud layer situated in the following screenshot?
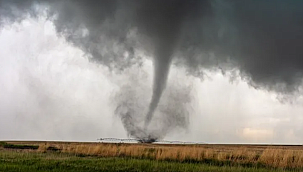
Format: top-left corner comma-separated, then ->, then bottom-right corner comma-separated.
1,0 -> 303,141
1,18 -> 303,143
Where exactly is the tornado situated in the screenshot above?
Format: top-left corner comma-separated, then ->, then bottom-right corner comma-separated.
144,42 -> 174,128
135,0 -> 200,128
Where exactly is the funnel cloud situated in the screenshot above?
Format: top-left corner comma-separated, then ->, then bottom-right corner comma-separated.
1,0 -> 303,139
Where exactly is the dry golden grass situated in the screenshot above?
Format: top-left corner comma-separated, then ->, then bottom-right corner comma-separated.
6,141 -> 303,169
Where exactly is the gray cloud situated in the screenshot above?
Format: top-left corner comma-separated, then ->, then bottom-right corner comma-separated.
1,0 -> 303,92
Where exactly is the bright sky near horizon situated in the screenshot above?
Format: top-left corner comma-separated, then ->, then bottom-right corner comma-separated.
1,17 -> 303,144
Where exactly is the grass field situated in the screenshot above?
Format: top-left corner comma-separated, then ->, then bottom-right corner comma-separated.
1,141 -> 303,171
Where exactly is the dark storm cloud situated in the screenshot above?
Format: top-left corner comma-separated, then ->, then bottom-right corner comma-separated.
176,0 -> 303,94
236,1 -> 303,93
1,1 -> 303,92
1,0 -> 303,138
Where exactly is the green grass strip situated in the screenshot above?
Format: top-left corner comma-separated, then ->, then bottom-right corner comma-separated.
0,150 -> 298,172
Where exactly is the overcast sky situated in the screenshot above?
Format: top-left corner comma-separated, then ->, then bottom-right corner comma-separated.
1,16 -> 303,144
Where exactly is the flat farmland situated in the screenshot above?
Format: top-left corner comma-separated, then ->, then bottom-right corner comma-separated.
1,141 -> 303,171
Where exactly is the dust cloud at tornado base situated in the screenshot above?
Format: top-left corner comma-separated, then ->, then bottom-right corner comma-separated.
111,62 -> 194,140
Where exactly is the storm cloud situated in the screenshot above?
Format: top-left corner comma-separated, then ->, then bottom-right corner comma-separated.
1,0 -> 303,91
